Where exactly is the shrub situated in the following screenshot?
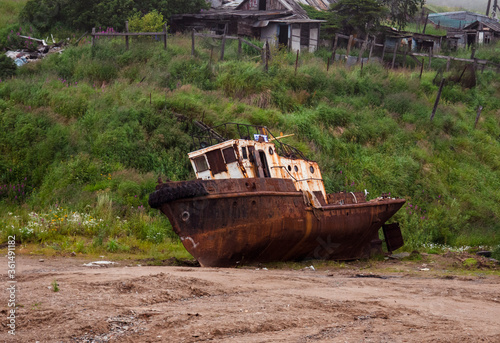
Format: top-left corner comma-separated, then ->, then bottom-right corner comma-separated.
0,55 -> 16,79
128,10 -> 165,33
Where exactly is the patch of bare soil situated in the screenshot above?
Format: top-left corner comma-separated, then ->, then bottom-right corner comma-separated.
1,254 -> 499,342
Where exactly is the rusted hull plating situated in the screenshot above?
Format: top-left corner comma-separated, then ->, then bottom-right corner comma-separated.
149,178 -> 405,267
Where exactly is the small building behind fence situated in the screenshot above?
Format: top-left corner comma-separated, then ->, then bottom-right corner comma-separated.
170,0 -> 327,52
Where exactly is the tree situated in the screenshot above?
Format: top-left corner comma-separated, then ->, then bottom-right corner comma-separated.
381,0 -> 425,30
330,0 -> 388,35
19,0 -> 210,33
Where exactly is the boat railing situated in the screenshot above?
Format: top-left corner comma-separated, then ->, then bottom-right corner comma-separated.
191,122 -> 309,161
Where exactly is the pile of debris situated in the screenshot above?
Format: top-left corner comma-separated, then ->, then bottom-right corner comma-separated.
5,35 -> 67,67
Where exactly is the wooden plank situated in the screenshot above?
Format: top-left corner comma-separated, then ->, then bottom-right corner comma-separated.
430,78 -> 446,121
410,54 -> 422,66
194,33 -> 239,40
240,38 -> 262,52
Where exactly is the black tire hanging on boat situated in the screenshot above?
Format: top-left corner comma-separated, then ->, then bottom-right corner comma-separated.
148,182 -> 208,208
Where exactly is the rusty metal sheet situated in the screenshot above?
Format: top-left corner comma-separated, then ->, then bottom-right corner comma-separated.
383,223 -> 404,252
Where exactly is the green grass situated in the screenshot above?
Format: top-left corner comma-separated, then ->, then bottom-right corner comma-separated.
1,35 -> 499,258
0,0 -> 26,28
404,22 -> 447,36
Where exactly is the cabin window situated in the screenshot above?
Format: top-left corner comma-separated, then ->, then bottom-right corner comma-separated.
193,156 -> 209,172
248,146 -> 256,163
206,149 -> 228,175
269,147 -> 274,155
310,166 -> 315,174
294,166 -> 298,172
241,147 -> 248,159
222,147 -> 237,163
287,165 -> 291,171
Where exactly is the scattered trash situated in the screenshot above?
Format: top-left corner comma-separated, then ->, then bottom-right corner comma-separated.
83,261 -> 116,267
14,57 -> 28,66
420,268 -> 430,271
355,273 -> 388,279
476,251 -> 492,257
39,259 -> 44,262
4,35 -> 68,67
389,252 -> 410,260
262,267 -> 268,270
304,265 -> 315,271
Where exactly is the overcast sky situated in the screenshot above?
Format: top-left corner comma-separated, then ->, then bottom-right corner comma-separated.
426,0 -> 491,13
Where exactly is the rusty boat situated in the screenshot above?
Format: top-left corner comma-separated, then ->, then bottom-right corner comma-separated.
149,123 -> 405,267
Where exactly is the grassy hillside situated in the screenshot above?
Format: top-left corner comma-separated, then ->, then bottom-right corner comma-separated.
425,0 -> 489,14
0,0 -> 26,28
1,36 -> 500,258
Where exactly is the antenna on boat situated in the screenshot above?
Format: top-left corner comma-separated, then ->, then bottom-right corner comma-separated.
269,133 -> 295,141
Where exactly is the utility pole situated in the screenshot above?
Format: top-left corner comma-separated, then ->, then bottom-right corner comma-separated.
487,0 -> 492,17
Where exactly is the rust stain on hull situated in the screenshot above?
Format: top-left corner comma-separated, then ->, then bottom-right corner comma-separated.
149,178 -> 405,267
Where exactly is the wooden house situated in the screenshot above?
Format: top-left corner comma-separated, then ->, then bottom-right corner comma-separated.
170,0 -> 327,52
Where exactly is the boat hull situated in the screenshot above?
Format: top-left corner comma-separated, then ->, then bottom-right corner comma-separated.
149,178 -> 405,267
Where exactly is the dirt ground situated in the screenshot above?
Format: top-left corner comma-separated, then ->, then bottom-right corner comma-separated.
1,253 -> 500,343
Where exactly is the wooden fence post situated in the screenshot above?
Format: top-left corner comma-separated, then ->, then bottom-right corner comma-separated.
357,35 -> 369,64
403,44 -> 408,68
474,105 -> 483,128
391,39 -> 400,69
91,27 -> 95,48
264,40 -> 269,72
295,49 -> 299,74
220,33 -> 226,61
368,36 -> 375,61
125,21 -> 129,50
422,13 -> 429,34
419,58 -> 424,79
428,47 -> 432,69
430,78 -> 446,121
238,37 -> 242,58
446,57 -> 451,72
191,29 -> 195,56
332,33 -> 338,63
163,24 -> 167,50
346,35 -> 354,61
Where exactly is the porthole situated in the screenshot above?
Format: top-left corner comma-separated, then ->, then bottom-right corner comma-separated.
310,166 -> 315,174
287,165 -> 292,171
181,211 -> 190,222
294,166 -> 298,172
269,147 -> 274,155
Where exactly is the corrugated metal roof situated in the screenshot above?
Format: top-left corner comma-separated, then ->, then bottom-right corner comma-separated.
463,20 -> 500,32
428,11 -> 498,29
213,0 -> 335,11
